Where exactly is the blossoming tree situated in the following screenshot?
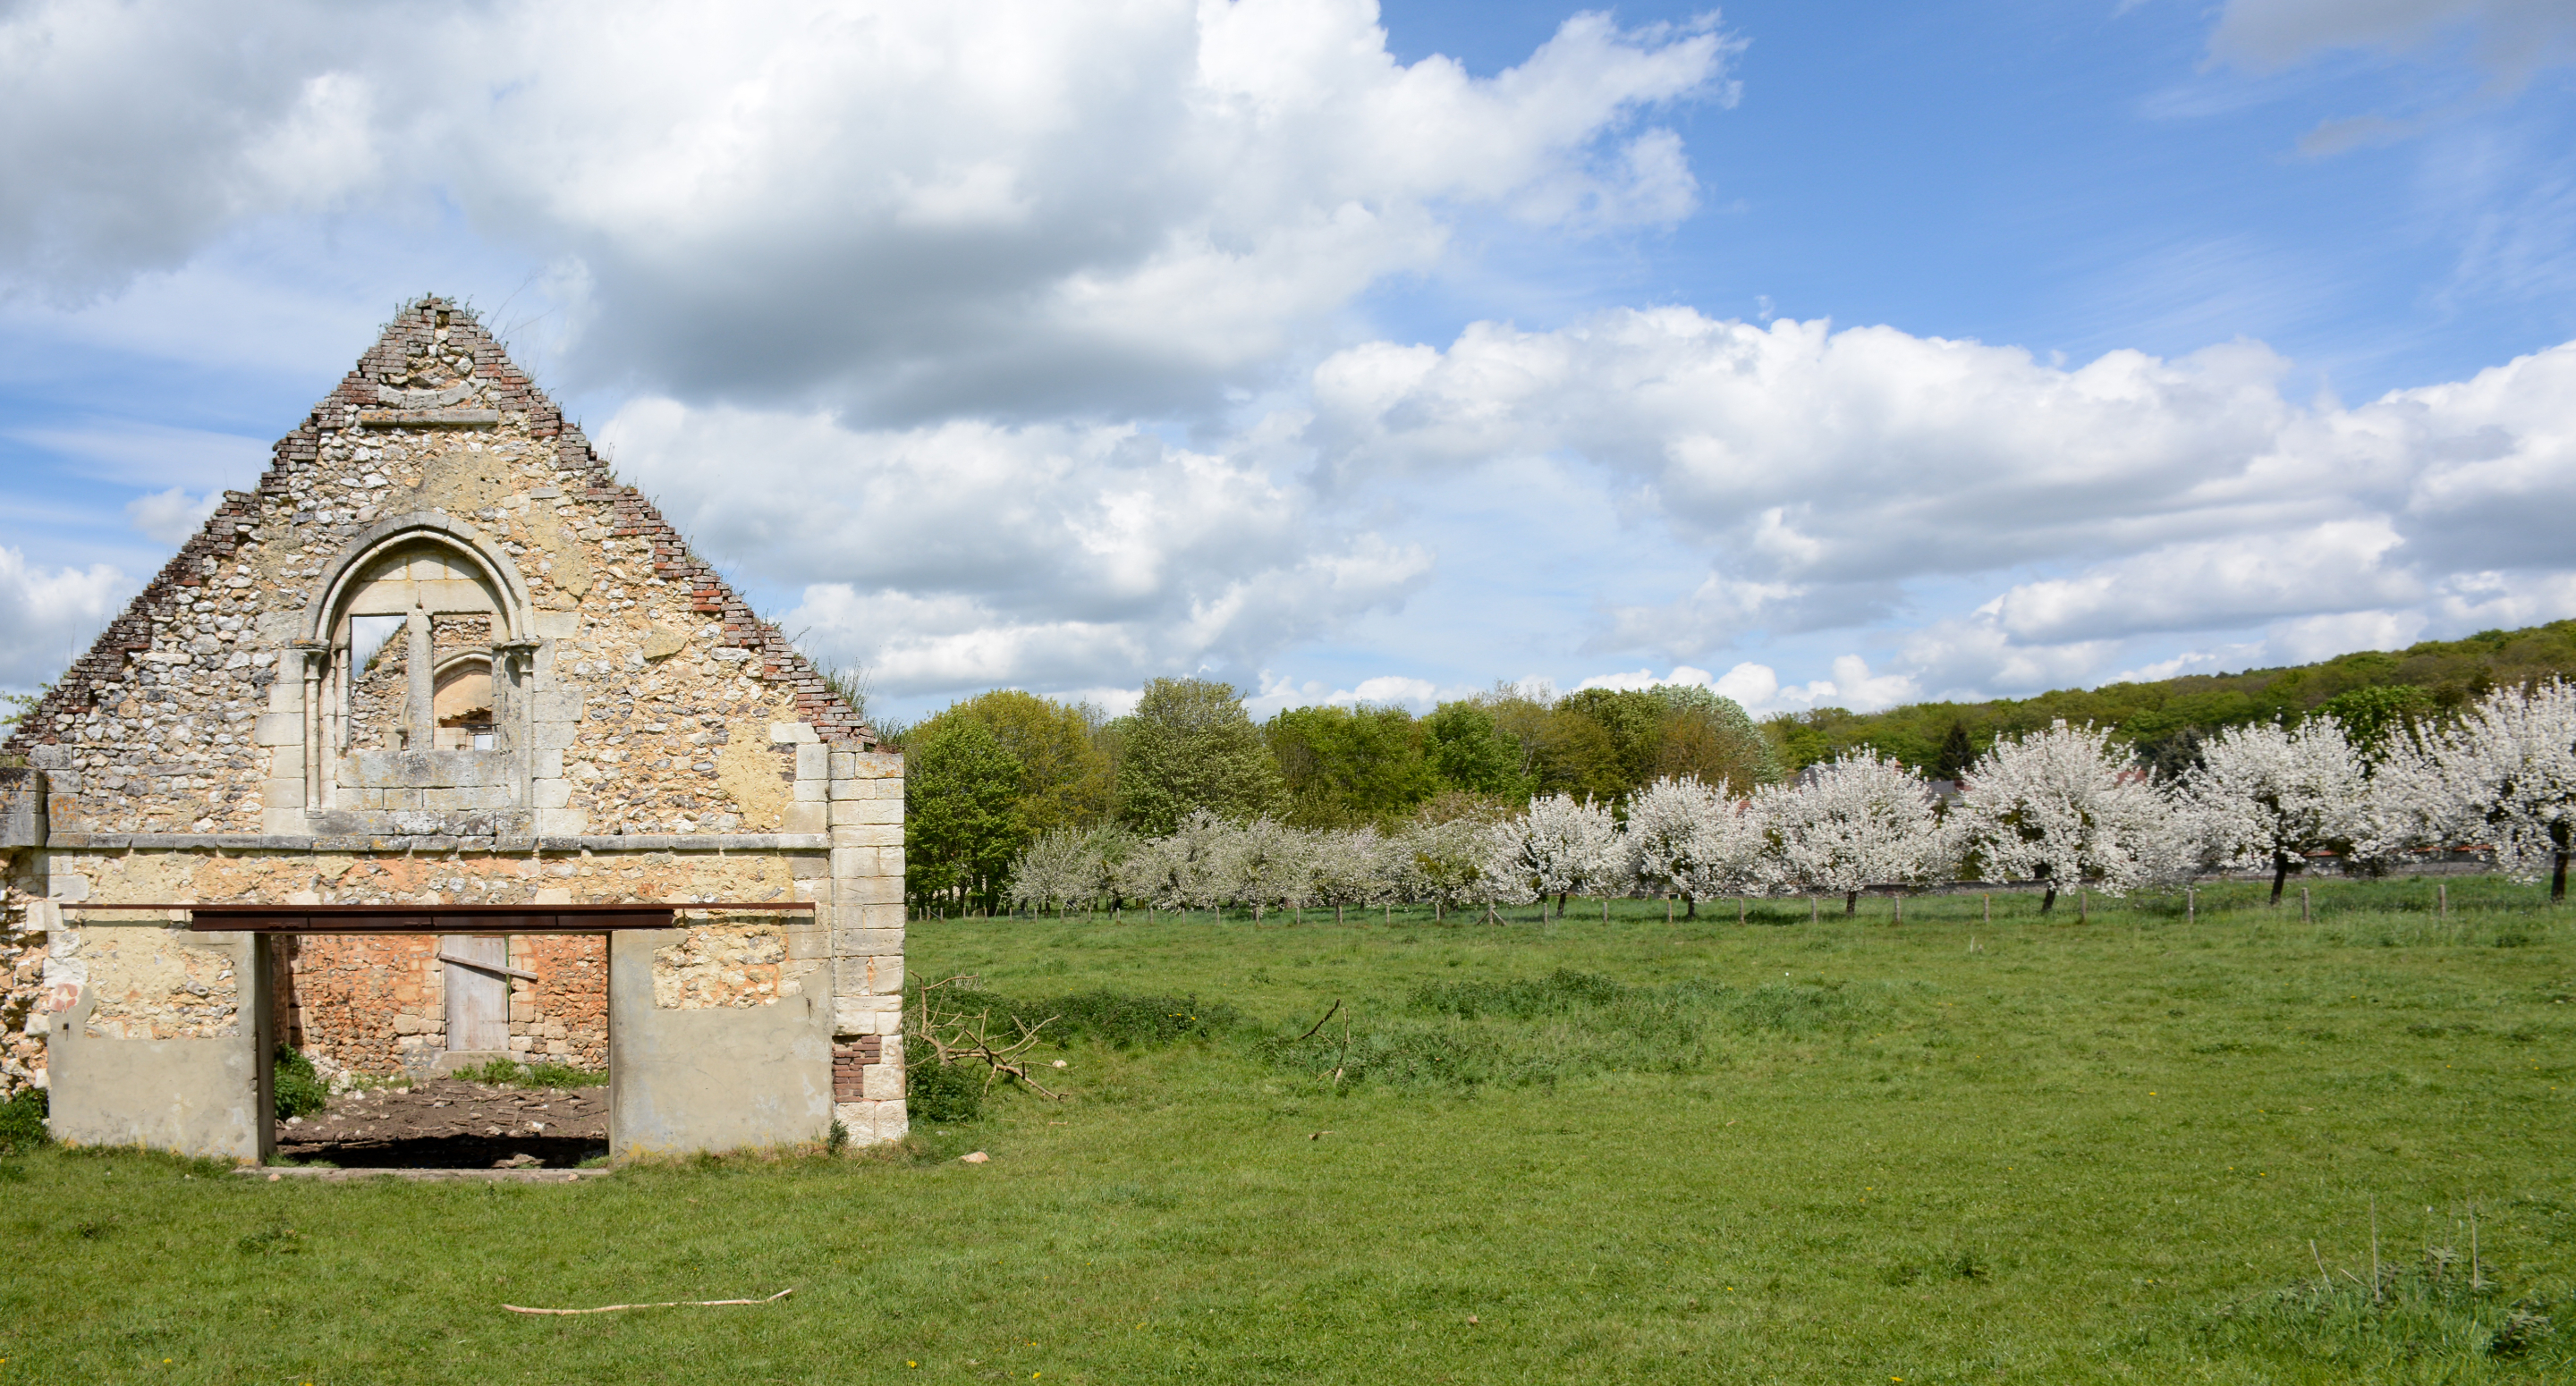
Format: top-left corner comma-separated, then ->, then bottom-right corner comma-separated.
2429,679 -> 2576,900
1753,750 -> 1952,914
2173,718 -> 2368,904
1954,720 -> 2174,913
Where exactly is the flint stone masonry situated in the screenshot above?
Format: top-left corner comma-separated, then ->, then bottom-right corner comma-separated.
0,297 -> 905,1154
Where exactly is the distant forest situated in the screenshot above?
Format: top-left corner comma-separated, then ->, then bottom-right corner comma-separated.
1770,619 -> 2576,779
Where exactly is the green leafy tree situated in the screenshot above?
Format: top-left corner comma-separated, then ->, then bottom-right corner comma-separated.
1423,700 -> 1530,799
1266,704 -> 1441,827
928,689 -> 1114,833
904,719 -> 1026,914
1113,678 -> 1288,835
2316,684 -> 2432,765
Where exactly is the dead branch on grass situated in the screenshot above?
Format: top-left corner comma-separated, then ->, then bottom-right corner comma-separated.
911,975 -> 1067,1100
502,1289 -> 794,1315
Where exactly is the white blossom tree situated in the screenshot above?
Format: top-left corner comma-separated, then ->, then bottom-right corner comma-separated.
1007,828 -> 1091,918
2429,679 -> 2576,900
1115,809 -> 1236,918
1220,816 -> 1309,921
1627,775 -> 1766,918
1403,816 -> 1504,922
1954,721 -> 2174,913
1489,793 -> 1624,919
1753,750 -> 1952,914
1307,826 -> 1396,925
2173,718 -> 2368,904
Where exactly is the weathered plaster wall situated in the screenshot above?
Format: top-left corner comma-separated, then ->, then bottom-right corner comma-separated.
609,928 -> 833,1158
42,920 -> 270,1162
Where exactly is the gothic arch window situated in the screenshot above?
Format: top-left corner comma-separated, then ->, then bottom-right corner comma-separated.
297,517 -> 536,802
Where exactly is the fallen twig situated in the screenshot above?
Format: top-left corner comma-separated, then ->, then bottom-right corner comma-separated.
502,1288 -> 794,1315
1292,998 -> 1343,1043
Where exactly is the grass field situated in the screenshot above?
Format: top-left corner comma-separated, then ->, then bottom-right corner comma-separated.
4,874 -> 2572,1383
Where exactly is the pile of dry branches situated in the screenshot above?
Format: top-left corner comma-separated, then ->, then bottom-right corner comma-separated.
909,976 -> 1066,1100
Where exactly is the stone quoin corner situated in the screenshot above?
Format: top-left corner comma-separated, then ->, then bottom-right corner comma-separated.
0,297 -> 907,1162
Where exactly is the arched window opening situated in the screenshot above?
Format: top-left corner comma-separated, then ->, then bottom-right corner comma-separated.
326,539 -> 508,756
434,654 -> 496,751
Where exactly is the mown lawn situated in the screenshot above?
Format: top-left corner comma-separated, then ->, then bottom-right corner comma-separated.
4,875 -> 2572,1383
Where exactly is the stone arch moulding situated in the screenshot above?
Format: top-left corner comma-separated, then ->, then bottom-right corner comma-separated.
303,511 -> 533,645
288,512 -> 544,829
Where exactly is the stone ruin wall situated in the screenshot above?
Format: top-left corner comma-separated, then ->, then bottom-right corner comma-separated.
3,881 -> 50,1097
275,934 -> 608,1077
4,299 -> 869,841
0,300 -> 907,1141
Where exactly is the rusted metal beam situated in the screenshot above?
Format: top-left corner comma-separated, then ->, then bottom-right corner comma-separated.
59,901 -> 812,934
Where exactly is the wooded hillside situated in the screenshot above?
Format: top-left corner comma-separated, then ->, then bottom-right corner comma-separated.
1764,620 -> 2576,774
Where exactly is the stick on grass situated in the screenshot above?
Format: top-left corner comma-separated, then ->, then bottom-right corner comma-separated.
503,1289 -> 794,1315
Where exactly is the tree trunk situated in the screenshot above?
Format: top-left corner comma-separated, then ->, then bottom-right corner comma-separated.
2555,849 -> 2569,902
2270,850 -> 2291,905
1687,896 -> 1700,921
1844,891 -> 1859,916
2040,887 -> 2057,915
1555,892 -> 1568,920
1665,896 -> 1674,925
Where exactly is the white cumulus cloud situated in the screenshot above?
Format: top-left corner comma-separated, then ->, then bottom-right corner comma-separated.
0,0 -> 1735,420
0,547 -> 130,690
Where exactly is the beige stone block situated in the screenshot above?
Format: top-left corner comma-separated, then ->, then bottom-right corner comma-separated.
264,776 -> 303,805
830,798 -> 902,829
535,612 -> 579,637
267,744 -> 304,775
792,778 -> 826,801
262,806 -> 309,834
833,993 -> 902,1033
795,745 -> 828,780
531,778 -> 572,808
861,1063 -> 903,1101
832,928 -> 903,956
830,818 -> 901,845
849,751 -> 902,780
782,801 -> 827,834
531,721 -> 578,749
392,1014 -> 423,1034
872,1099 -> 910,1144
536,886 -> 573,905
771,722 -> 820,744
794,878 -> 835,906
531,749 -> 564,778
869,953 -> 904,994
254,712 -> 302,746
533,807 -> 589,834
827,751 -> 857,779
832,875 -> 903,909
787,926 -> 831,960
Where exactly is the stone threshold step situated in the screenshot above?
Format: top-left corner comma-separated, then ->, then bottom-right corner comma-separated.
240,1166 -> 607,1182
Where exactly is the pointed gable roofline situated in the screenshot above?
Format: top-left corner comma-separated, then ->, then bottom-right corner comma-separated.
5,296 -> 877,755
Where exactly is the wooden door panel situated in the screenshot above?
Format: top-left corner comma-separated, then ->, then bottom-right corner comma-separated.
443,934 -> 511,1052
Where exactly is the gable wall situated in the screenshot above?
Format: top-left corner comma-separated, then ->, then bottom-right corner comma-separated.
0,300 -> 907,1149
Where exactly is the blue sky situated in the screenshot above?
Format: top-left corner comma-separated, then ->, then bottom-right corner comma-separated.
4,0 -> 2574,723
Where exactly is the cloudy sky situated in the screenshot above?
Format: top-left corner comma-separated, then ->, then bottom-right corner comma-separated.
4,0 -> 2573,722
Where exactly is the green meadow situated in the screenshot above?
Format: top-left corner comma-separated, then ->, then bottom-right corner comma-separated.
4,874 -> 2572,1383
